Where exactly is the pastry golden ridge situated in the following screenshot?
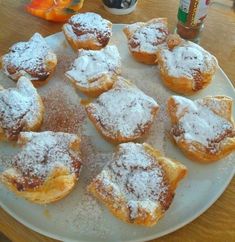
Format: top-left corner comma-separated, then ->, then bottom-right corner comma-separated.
123,18 -> 169,64
0,131 -> 82,204
63,12 -> 112,51
66,45 -> 121,97
168,95 -> 235,163
156,34 -> 218,95
0,33 -> 57,87
0,76 -> 44,141
88,142 -> 187,226
85,77 -> 159,143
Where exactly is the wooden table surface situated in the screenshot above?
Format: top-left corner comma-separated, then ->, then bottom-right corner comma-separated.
0,0 -> 234,242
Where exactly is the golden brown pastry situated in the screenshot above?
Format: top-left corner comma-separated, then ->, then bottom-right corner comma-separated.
0,76 -> 44,141
156,34 -> 218,95
66,45 -> 121,97
88,142 -> 187,227
85,78 -> 159,143
168,95 -> 235,163
0,33 -> 57,87
0,131 -> 82,204
123,18 -> 169,64
63,12 -> 112,51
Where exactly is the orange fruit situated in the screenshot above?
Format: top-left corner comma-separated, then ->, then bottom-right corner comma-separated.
26,0 -> 84,22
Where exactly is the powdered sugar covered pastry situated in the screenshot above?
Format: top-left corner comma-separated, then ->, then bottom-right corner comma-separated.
123,18 -> 169,64
88,142 -> 187,226
157,34 -> 218,94
0,131 -> 82,204
63,12 -> 112,50
66,45 -> 121,97
168,95 -> 235,163
0,76 -> 44,141
0,33 -> 57,86
85,78 -> 159,143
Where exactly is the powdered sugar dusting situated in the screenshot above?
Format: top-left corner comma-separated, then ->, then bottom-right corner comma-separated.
0,77 -> 42,139
124,22 -> 140,34
66,45 -> 121,87
127,20 -> 168,53
158,40 -> 218,79
70,12 -> 110,34
80,136 -> 112,178
86,79 -> 159,138
121,64 -> 171,152
2,33 -> 55,81
0,26 -> 234,242
171,96 -> 235,153
12,131 -> 82,185
0,153 -> 15,173
41,89 -> 86,134
61,192 -> 109,237
93,143 -> 169,219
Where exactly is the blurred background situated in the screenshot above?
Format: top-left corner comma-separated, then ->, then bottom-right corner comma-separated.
0,233 -> 11,242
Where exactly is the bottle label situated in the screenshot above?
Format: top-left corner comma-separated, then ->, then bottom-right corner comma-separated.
177,0 -> 210,26
178,0 -> 191,24
194,0 -> 210,25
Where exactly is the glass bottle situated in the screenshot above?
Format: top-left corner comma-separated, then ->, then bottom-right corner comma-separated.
176,0 -> 211,42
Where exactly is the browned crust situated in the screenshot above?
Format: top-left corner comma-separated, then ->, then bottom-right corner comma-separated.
172,138 -> 235,163
3,72 -> 53,88
87,143 -> 187,226
0,83 -> 45,141
85,104 -> 159,143
158,63 -> 213,95
88,178 -> 164,226
0,53 -> 57,88
123,18 -> 168,65
156,36 -> 218,95
131,51 -> 157,65
0,167 -> 78,204
62,22 -> 112,51
30,66 -> 56,88
0,133 -> 82,204
167,96 -> 235,163
66,72 -> 118,98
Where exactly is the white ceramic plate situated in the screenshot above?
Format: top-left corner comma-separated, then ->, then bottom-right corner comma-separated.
0,24 -> 234,242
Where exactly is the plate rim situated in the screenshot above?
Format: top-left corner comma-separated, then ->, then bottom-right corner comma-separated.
0,26 -> 235,242
0,169 -> 234,242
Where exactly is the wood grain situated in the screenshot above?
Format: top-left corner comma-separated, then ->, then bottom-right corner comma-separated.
0,0 -> 235,241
